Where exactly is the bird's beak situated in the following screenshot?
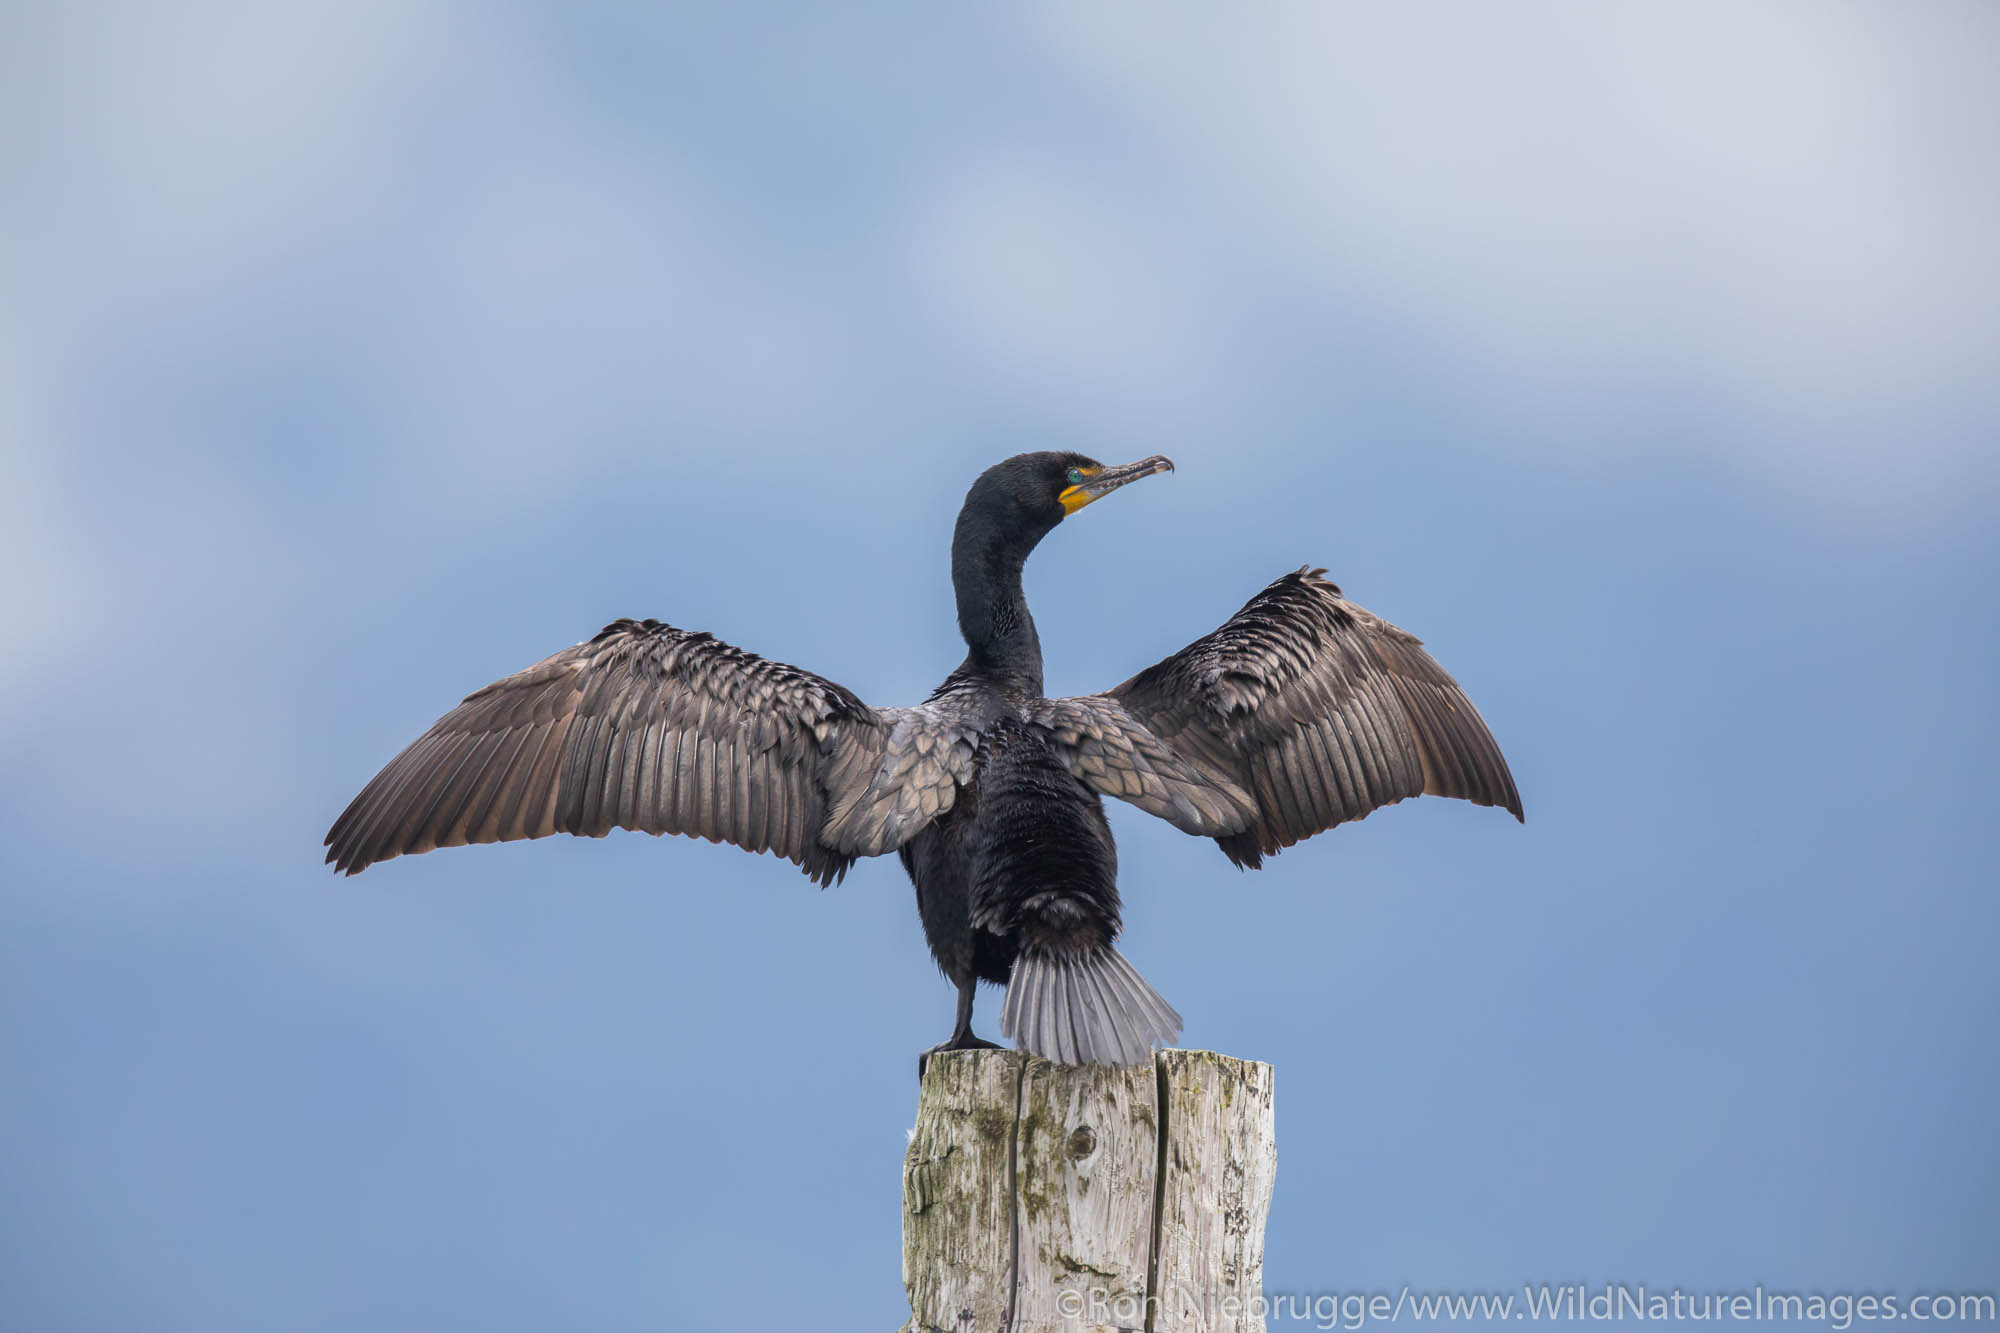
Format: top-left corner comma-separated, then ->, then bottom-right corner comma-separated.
1060,455 -> 1175,515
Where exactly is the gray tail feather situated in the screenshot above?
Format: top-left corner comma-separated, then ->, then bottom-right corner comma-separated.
999,945 -> 1183,1066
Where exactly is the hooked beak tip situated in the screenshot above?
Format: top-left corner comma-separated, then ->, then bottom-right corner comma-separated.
1063,453 -> 1174,514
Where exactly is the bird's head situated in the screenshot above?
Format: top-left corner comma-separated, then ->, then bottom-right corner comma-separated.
961,452 -> 1176,547
950,451 -> 1176,682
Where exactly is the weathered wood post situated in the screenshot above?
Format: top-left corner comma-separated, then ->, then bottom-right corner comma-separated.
901,1049 -> 1276,1333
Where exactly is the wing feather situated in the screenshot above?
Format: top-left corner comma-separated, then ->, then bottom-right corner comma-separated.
743,747 -> 770,853
326,618 -> 971,882
458,723 -> 538,846
1037,568 -> 1521,868
504,718 -> 565,842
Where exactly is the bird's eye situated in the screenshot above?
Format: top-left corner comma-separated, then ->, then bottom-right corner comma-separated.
1066,468 -> 1083,486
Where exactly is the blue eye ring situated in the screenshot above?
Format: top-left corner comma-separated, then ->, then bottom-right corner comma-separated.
1066,467 -> 1084,486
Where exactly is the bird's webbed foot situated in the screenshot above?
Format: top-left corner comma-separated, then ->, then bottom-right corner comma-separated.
916,1033 -> 1004,1082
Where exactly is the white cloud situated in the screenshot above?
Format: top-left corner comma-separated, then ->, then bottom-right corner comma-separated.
4,0 -> 859,494
1016,1 -> 1999,495
907,153 -> 1242,440
3,0 -> 1989,735
0,337 -> 108,716
384,118 -> 848,492
0,0 -> 418,724
3,0 -> 416,333
0,0 -> 879,725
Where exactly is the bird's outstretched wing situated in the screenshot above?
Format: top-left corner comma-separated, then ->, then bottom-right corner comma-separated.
325,618 -> 975,883
1035,568 -> 1521,868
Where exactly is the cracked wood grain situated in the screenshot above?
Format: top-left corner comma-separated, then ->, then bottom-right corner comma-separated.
900,1049 -> 1275,1333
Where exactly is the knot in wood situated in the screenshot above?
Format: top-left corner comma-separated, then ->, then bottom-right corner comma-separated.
1065,1124 -> 1097,1160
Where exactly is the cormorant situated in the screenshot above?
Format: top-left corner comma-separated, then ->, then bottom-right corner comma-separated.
325,453 -> 1522,1068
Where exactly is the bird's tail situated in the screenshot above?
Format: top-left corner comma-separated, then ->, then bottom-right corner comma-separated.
999,945 -> 1182,1066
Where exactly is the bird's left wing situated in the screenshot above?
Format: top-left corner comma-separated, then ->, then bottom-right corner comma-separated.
1035,568 -> 1521,868
325,618 -> 974,884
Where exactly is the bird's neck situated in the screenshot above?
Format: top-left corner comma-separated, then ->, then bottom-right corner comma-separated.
952,522 -> 1046,696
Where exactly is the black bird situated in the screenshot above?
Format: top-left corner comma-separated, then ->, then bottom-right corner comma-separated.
325,454 -> 1522,1068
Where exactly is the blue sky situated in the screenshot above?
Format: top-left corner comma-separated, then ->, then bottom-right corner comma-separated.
3,2 -> 1995,1328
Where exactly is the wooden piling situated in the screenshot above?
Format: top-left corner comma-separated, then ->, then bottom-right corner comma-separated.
901,1049 -> 1276,1332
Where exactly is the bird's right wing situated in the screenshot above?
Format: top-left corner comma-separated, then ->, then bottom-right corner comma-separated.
1036,568 -> 1521,868
325,618 -> 976,883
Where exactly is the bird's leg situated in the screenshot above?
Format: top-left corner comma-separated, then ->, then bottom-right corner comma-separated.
916,973 -> 1002,1080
